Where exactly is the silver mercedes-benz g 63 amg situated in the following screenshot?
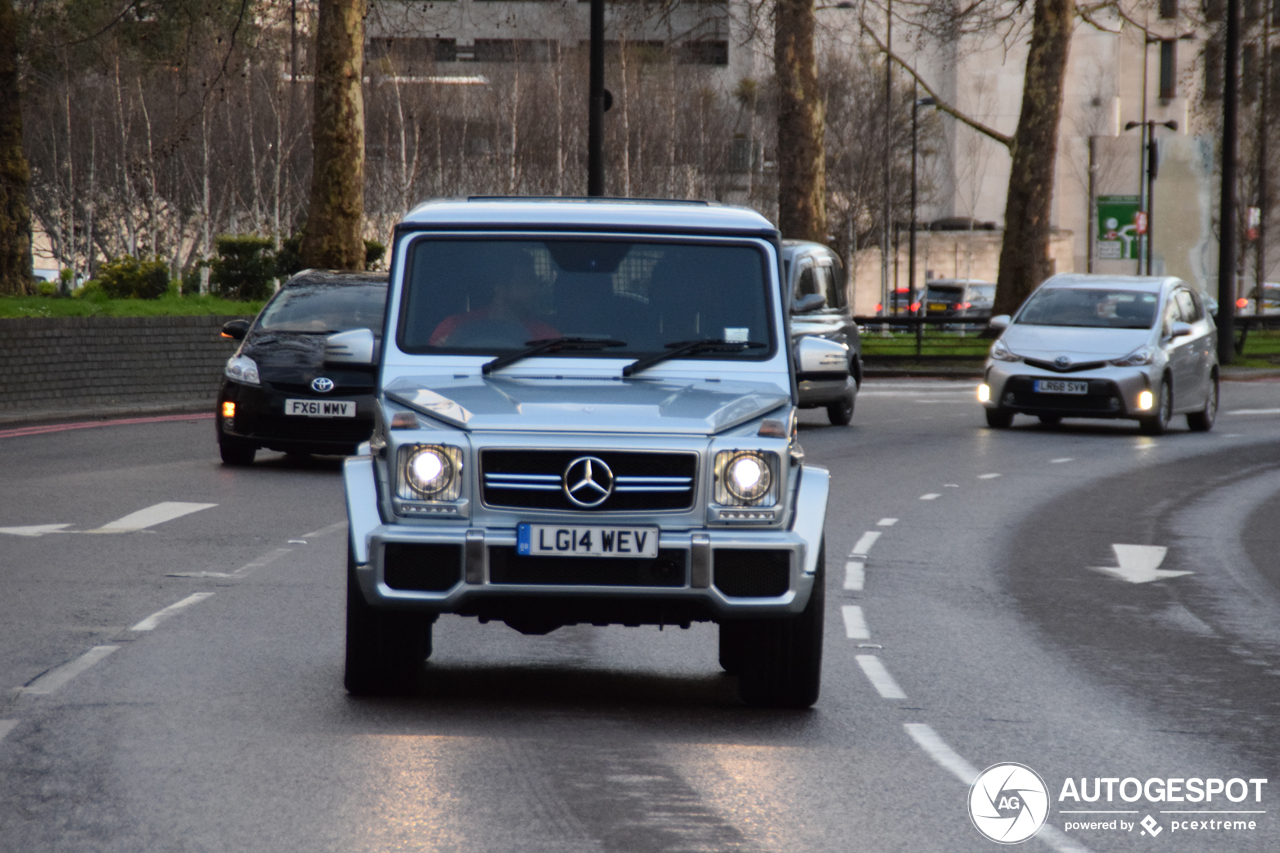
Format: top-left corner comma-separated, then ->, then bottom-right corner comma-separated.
337,198 -> 831,707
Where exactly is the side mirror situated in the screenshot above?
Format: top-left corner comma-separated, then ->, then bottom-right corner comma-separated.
792,293 -> 826,314
988,314 -> 1011,331
221,319 -> 250,341
325,328 -> 377,366
1170,321 -> 1193,338
795,335 -> 849,375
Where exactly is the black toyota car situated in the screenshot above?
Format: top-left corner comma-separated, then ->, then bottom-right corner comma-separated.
216,270 -> 389,465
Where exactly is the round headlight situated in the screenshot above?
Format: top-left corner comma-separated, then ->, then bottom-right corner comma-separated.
406,448 -> 452,496
726,453 -> 771,501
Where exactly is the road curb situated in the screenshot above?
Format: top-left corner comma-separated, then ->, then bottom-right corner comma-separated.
0,400 -> 214,429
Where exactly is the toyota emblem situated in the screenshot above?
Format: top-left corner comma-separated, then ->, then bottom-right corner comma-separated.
311,377 -> 335,393
1054,356 -> 1071,369
563,456 -> 614,507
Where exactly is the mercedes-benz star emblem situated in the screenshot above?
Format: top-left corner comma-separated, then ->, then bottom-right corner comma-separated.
1054,356 -> 1072,369
563,456 -> 614,507
311,377 -> 335,393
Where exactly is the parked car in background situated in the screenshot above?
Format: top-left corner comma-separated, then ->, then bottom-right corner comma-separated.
924,278 -> 996,325
782,240 -> 862,425
1238,283 -> 1280,315
979,274 -> 1218,435
216,270 -> 389,465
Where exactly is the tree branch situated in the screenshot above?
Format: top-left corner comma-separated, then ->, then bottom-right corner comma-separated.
859,19 -> 1014,148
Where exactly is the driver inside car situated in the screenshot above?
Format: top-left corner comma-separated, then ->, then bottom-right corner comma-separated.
429,266 -> 561,347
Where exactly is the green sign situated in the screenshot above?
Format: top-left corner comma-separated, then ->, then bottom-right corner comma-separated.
1096,195 -> 1141,260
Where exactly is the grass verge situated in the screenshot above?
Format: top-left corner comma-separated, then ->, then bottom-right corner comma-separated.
0,294 -> 263,319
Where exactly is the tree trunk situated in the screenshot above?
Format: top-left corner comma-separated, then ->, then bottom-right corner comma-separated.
301,0 -> 367,270
775,0 -> 826,243
993,0 -> 1075,316
0,0 -> 32,294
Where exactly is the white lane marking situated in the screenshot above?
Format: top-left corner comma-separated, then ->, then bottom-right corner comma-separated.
850,531 -> 882,557
843,561 -> 865,591
978,473 -> 1001,479
877,518 -> 898,527
130,593 -> 215,631
19,646 -> 118,695
1227,408 -> 1280,415
1050,457 -> 1074,463
0,524 -> 72,537
168,547 -> 292,579
920,493 -> 940,501
904,724 -> 1095,853
89,502 -> 217,533
1089,544 -> 1191,584
856,655 -> 906,699
842,605 -> 870,639
0,720 -> 17,742
302,520 -> 347,539
288,539 -> 307,545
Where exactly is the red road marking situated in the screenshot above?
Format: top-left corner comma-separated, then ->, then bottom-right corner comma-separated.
0,412 -> 213,440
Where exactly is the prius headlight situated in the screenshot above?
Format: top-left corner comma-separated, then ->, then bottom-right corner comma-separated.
397,445 -> 464,501
989,339 -> 1020,362
1111,346 -> 1154,367
224,354 -> 260,385
714,451 -> 780,506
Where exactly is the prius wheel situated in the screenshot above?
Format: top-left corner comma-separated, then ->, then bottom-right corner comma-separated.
985,408 -> 1014,429
218,435 -> 257,466
1139,377 -> 1172,436
736,539 -> 825,709
827,395 -> 854,426
1187,372 -> 1218,432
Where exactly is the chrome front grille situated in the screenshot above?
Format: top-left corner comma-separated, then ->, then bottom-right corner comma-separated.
480,450 -> 697,511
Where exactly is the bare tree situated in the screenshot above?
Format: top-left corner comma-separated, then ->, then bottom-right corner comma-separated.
0,0 -> 31,294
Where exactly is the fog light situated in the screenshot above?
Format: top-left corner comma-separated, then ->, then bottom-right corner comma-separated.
977,383 -> 991,403
1138,390 -> 1154,411
222,401 -> 235,418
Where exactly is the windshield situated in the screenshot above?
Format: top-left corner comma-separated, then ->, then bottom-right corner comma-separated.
398,238 -> 773,358
257,284 -> 388,334
925,285 -> 963,303
967,284 -> 996,302
1017,288 -> 1158,329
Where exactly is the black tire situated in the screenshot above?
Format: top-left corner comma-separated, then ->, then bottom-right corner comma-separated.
219,435 -> 257,466
1139,377 -> 1172,436
827,395 -> 854,426
736,539 -> 825,709
985,408 -> 1014,429
344,546 -> 433,696
1038,414 -> 1062,426
1187,372 -> 1219,432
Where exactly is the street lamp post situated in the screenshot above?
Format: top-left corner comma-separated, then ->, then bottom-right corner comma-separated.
910,94 -> 935,355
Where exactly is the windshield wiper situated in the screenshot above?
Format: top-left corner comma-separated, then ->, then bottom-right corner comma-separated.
482,336 -> 627,375
622,338 -> 766,378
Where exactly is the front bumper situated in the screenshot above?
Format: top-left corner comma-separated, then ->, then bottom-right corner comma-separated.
983,361 -> 1153,419
344,454 -> 829,623
218,380 -> 375,453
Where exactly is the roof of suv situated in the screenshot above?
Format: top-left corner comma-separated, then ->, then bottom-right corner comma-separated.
398,197 -> 779,237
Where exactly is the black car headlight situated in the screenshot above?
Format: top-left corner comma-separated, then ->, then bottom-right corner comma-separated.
396,445 -> 464,501
713,450 -> 780,507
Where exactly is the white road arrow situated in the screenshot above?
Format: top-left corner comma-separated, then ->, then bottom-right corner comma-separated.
0,524 -> 71,537
1089,544 -> 1192,584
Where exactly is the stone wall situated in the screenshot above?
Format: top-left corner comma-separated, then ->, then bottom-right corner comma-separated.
0,315 -> 251,413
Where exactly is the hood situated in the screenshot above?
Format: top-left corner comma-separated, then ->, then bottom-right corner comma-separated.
1002,324 -> 1152,361
383,374 -> 789,435
242,332 -> 327,368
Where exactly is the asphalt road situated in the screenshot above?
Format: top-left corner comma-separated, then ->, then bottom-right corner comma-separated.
1,380 -> 1279,852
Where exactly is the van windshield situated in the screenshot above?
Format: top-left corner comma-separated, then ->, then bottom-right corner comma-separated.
398,238 -> 773,358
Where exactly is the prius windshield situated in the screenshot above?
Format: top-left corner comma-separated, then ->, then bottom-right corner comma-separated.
1017,288 -> 1158,329
258,283 -> 388,334
397,238 -> 773,358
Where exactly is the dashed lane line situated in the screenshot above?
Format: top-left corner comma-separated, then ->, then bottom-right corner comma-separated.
842,605 -> 870,639
843,560 -> 865,591
0,720 -> 16,742
978,473 -> 1001,479
850,531 -> 882,557
17,646 -> 119,696
302,520 -> 347,539
920,493 -> 941,501
904,724 -> 1095,853
87,502 -> 218,534
856,655 -> 906,699
1050,458 -> 1074,463
130,593 -> 215,631
1227,408 -> 1280,415
877,518 -> 898,526
168,547 -> 292,579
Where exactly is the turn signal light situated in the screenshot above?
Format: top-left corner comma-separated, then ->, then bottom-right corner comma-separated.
221,401 -> 236,418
